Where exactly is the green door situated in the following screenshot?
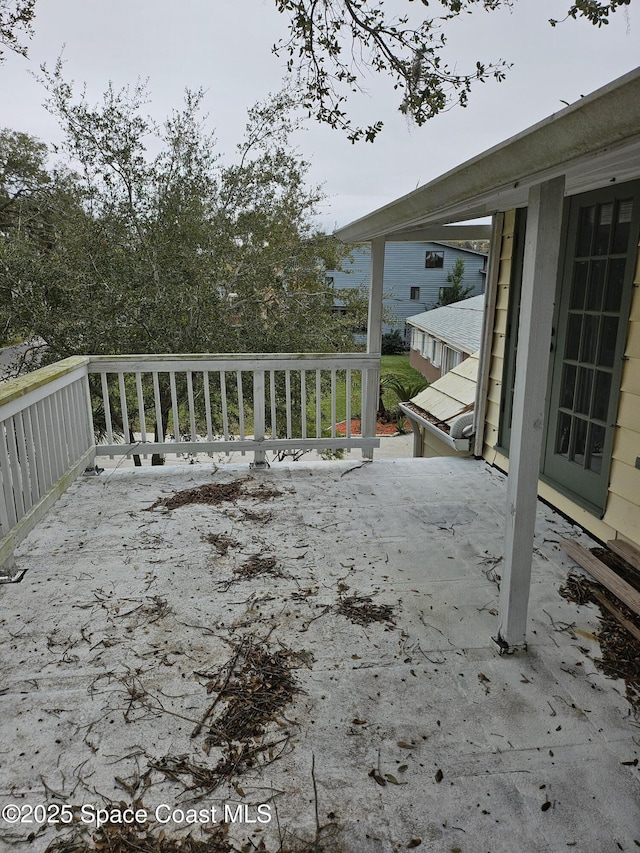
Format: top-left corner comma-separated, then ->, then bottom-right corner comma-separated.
542,183 -> 640,515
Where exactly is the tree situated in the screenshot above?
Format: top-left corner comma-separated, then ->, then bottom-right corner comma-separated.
2,62 -> 359,362
436,257 -> 473,306
0,66 -> 365,451
272,0 -> 631,141
0,0 -> 35,62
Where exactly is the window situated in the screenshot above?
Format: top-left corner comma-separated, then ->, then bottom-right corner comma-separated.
441,346 -> 463,374
425,251 -> 444,269
410,286 -> 420,300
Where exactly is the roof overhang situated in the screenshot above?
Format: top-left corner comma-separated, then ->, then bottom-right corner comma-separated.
335,67 -> 640,243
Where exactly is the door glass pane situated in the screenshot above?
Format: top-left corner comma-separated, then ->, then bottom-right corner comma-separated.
565,314 -> 582,360
560,364 -> 577,409
572,417 -> 587,466
586,260 -> 606,310
612,199 -> 633,254
594,203 -> 613,255
598,316 -> 619,367
580,315 -> 599,363
592,370 -> 611,421
587,424 -> 606,474
556,412 -> 571,457
575,367 -> 592,415
576,205 -> 595,257
570,262 -> 588,309
603,257 -> 626,312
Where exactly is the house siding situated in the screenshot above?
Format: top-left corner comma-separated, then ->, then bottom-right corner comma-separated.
483,212 -> 640,549
482,209 -> 516,458
328,242 -> 487,338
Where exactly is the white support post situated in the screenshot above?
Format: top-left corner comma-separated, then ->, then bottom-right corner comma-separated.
362,236 -> 385,459
253,370 -> 266,468
497,176 -> 565,651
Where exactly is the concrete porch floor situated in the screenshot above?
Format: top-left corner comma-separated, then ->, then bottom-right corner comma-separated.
0,456 -> 638,852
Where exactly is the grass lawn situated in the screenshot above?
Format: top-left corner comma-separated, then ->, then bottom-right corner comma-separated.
319,354 -> 428,427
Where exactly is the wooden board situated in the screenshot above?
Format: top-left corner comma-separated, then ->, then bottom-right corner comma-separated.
561,540 -> 640,618
589,587 -> 640,644
606,539 -> 640,574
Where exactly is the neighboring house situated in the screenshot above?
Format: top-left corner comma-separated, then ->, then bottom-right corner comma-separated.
326,242 -> 486,342
335,67 -> 640,648
407,294 -> 484,381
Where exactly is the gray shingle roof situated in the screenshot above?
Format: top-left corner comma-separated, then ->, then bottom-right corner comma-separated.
407,294 -> 484,353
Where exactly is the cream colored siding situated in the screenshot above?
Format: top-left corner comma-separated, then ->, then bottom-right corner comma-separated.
420,430 -> 468,458
604,242 -> 640,545
482,210 -> 515,462
483,214 -> 640,548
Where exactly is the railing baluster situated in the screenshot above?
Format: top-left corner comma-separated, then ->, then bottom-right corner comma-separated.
285,370 -> 292,439
237,371 -> 245,455
62,384 -> 78,463
5,419 -> 23,518
169,372 -> 180,444
315,370 -> 322,438
0,423 -> 16,528
14,412 -> 32,512
187,371 -> 197,442
118,372 -> 130,448
152,372 -> 164,444
220,371 -> 230,454
135,372 -> 147,443
43,397 -> 61,482
346,369 -> 352,442
253,370 -> 266,466
22,407 -> 39,505
203,371 -> 213,450
30,403 -> 48,498
270,371 -> 277,439
330,369 -> 337,438
101,372 -> 114,453
300,370 -> 307,440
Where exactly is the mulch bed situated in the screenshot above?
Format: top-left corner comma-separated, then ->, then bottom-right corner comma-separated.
335,418 -> 404,437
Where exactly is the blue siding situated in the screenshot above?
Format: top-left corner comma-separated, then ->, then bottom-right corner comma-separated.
327,242 -> 487,339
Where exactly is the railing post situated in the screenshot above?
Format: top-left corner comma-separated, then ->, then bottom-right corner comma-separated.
362,236 -> 385,459
253,369 -> 267,468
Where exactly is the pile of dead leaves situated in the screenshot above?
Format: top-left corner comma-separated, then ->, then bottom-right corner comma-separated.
337,594 -> 396,628
146,480 -> 282,511
45,822 -> 232,853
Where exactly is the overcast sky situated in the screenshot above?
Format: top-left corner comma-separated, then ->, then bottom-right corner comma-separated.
1,0 -> 638,231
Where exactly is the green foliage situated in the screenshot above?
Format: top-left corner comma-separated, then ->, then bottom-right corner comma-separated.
0,0 -> 35,62
436,257 -> 474,307
381,330 -> 405,355
1,63 -> 363,364
380,373 -> 429,403
272,0 -> 630,141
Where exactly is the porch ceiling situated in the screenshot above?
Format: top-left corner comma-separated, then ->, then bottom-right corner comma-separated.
336,67 -> 640,243
1,457 -> 638,852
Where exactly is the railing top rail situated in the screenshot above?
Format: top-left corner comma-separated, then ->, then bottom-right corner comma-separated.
87,353 -> 379,372
0,356 -> 89,409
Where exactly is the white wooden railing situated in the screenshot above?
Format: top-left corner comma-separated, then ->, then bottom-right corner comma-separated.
0,352 -> 380,570
88,353 -> 380,464
0,357 -> 95,569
